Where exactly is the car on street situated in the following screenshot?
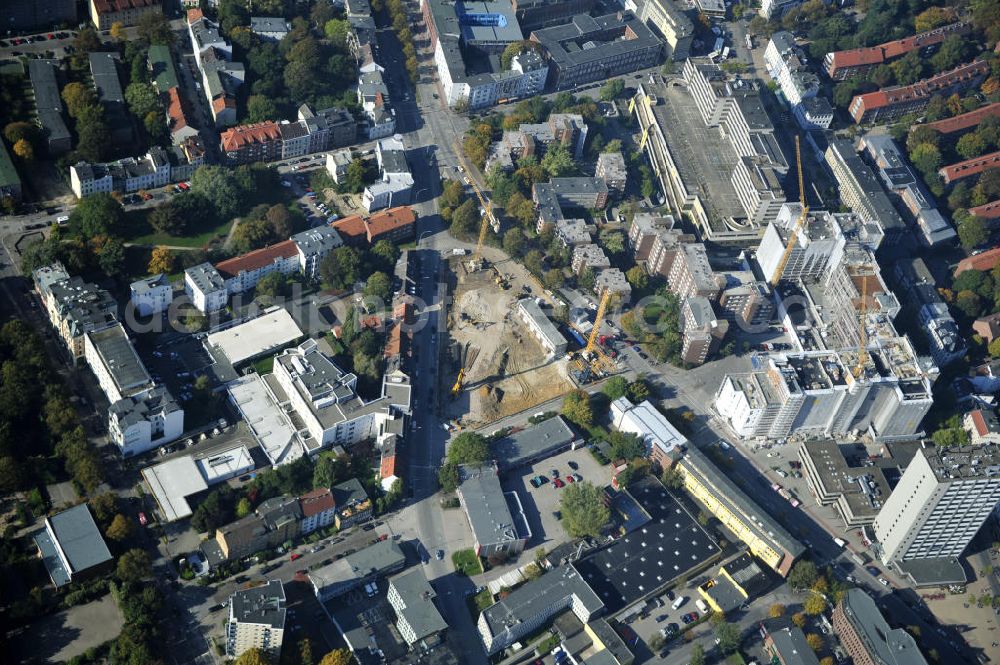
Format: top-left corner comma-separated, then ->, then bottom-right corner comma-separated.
436,549 -> 444,560
138,512 -> 147,526
878,577 -> 891,587
655,614 -> 668,623
567,460 -> 578,470
553,478 -> 565,488
290,553 -> 302,561
572,473 -> 582,482
866,565 -> 881,577
551,468 -> 559,477
566,474 -> 575,483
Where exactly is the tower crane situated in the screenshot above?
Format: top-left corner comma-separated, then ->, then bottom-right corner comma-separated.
768,135 -> 807,288
853,274 -> 869,378
464,174 -> 499,271
585,289 -> 612,358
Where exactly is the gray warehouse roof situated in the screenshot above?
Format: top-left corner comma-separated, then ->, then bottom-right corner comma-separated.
310,539 -> 406,590
491,415 -> 577,469
481,565 -> 604,638
34,504 -> 112,587
530,12 -> 661,68
457,463 -> 528,549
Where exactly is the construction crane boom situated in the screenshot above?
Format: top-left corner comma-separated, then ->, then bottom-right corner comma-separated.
464,174 -> 498,269
769,136 -> 807,288
586,289 -> 612,357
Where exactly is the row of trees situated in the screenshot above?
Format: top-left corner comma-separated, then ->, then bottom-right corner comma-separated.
385,0 -> 419,84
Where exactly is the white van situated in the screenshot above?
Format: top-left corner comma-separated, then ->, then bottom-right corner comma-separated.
695,599 -> 709,614
56,215 -> 69,225
833,537 -> 848,548
671,596 -> 686,610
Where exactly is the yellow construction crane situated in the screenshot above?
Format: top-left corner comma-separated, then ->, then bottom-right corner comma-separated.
769,136 -> 808,288
451,342 -> 470,397
854,274 -> 869,378
464,175 -> 499,270
585,289 -> 612,357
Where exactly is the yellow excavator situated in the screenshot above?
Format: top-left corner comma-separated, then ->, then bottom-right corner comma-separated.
451,342 -> 470,397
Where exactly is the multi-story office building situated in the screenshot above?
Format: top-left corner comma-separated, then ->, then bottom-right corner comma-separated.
718,271 -> 774,329
757,204 -> 849,285
825,139 -> 908,243
226,580 -> 286,660
90,0 -> 160,30
667,243 -> 722,301
388,568 -> 448,648
84,323 -> 155,404
797,439 -> 893,528
731,155 -> 786,225
425,0 -> 548,110
129,274 -> 172,317
631,0 -> 693,60
309,539 -> 406,601
848,60 -> 989,124
680,296 -> 728,366
825,22 -> 971,81
872,444 -> 1000,583
478,566 -> 604,654
571,244 -> 611,276
512,0 -> 597,31
832,589 -> 927,665
596,152 -> 627,195
530,12 -> 663,90
611,396 -> 687,465
675,445 -> 804,576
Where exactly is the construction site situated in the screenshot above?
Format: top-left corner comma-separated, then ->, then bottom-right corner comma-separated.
441,256 -> 574,427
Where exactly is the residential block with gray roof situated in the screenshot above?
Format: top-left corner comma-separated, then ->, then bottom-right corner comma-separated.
457,463 -> 530,558
832,589 -> 926,665
226,579 -> 286,660
478,565 -> 604,654
492,415 -> 579,470
27,59 -> 71,153
309,539 -> 406,601
518,298 -> 568,357
89,53 -> 134,145
388,568 -> 448,647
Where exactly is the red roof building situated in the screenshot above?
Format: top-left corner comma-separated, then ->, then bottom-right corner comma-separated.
298,488 -> 336,534
955,246 -> 1000,276
849,60 -> 989,124
331,207 -> 417,246
331,215 -> 368,245
215,240 -> 298,281
220,122 -> 282,164
824,21 -> 970,80
924,103 -> 1000,135
938,149 -> 1000,185
90,0 -> 161,30
970,200 -> 1000,221
973,313 -> 1000,344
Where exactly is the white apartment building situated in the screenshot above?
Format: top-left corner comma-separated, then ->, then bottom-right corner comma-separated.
184,263 -> 228,313
130,274 -> 172,317
872,444 -> 1000,581
757,204 -> 848,284
226,580 -> 286,660
291,225 -> 343,279
610,396 -> 687,460
84,323 -> 155,404
388,568 -> 448,647
109,386 -> 185,457
760,0 -> 803,19
517,298 -> 568,358
363,137 -> 413,212
631,0 -> 693,60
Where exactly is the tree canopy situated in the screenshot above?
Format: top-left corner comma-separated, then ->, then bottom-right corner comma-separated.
559,481 -> 610,538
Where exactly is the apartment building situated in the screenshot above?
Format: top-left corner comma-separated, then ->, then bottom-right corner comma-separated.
594,268 -> 631,298
291,225 -> 344,280
297,104 -> 358,152
332,478 -> 372,530
596,151 -> 627,195
825,139 -> 908,243
309,539 -> 406,601
166,87 -> 199,145
388,569 -> 448,648
215,240 -> 300,295
938,149 -> 1000,185
90,0 -> 161,30
478,566 -> 604,654
628,212 -> 677,260
872,443 -> 1000,584
84,323 -> 154,404
220,122 -> 282,164
529,12 -> 663,90
184,262 -> 227,313
27,60 -> 71,154
129,274 -> 172,317
36,271 -> 119,359
89,53 -> 133,145
519,114 -> 589,160
832,589 -> 927,665
363,137 -> 413,212
357,70 -> 395,139
70,145 -> 200,198
109,386 -> 184,457
632,0 -> 693,60
226,580 -> 286,660
718,272 -> 774,329
554,218 -> 592,248
759,0 -> 801,19
188,11 -> 244,128
764,32 -> 831,130
848,60 -> 989,124
859,134 -> 956,246
680,296 -> 728,366
250,16 -> 290,41
518,298 -> 568,357
762,627 -> 821,665
571,244 -> 611,276
298,488 -> 336,535
825,22 -> 971,80
924,102 -> 1000,134
667,243 -> 722,301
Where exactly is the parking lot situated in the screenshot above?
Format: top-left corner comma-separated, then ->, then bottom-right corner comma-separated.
500,445 -> 611,553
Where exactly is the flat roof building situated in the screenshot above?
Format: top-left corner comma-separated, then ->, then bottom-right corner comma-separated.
610,397 -> 686,465
763,626 -> 821,665
33,504 -> 113,588
204,308 -> 303,366
518,298 -> 568,357
226,579 -> 286,660
492,415 -> 579,470
457,463 -> 530,558
832,589 -> 927,665
28,59 -> 71,153
310,539 -> 406,602
797,439 -> 892,528
388,568 -> 448,648
142,444 -> 255,521
84,322 -> 154,404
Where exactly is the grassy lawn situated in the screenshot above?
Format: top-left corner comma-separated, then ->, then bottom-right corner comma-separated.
452,548 -> 483,576
473,589 -> 493,611
121,207 -> 234,248
253,354 -> 275,375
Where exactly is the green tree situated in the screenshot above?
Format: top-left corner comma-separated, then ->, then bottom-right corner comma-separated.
318,649 -> 353,665
230,218 -> 277,255
106,513 -> 134,542
447,432 -> 489,466
955,290 -> 983,318
804,593 -> 827,615
792,612 -> 807,628
61,82 -> 97,118
626,380 -> 650,403
689,643 -> 706,665
788,560 -> 818,590
234,648 -> 272,665
958,215 -> 988,250
502,228 -> 526,257
599,79 -> 625,101
988,337 -> 1000,357
235,497 -> 253,518
625,266 -> 648,290
603,376 -> 629,400
191,165 -> 251,220
116,548 -> 152,584
598,230 -> 625,255
450,198 -> 480,238
957,133 -> 987,160
137,9 -> 175,45
364,271 -> 392,302
559,481 -> 610,537
561,389 -> 593,427
541,143 -> 576,177
714,622 -> 740,654
255,272 -> 289,299
324,19 -> 351,48
320,246 -> 361,290
370,239 -> 400,271
247,95 -> 280,123
345,159 -> 367,193
890,51 -> 924,85
805,633 -> 824,652
769,603 -> 786,618
125,82 -> 160,120
148,202 -> 187,235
